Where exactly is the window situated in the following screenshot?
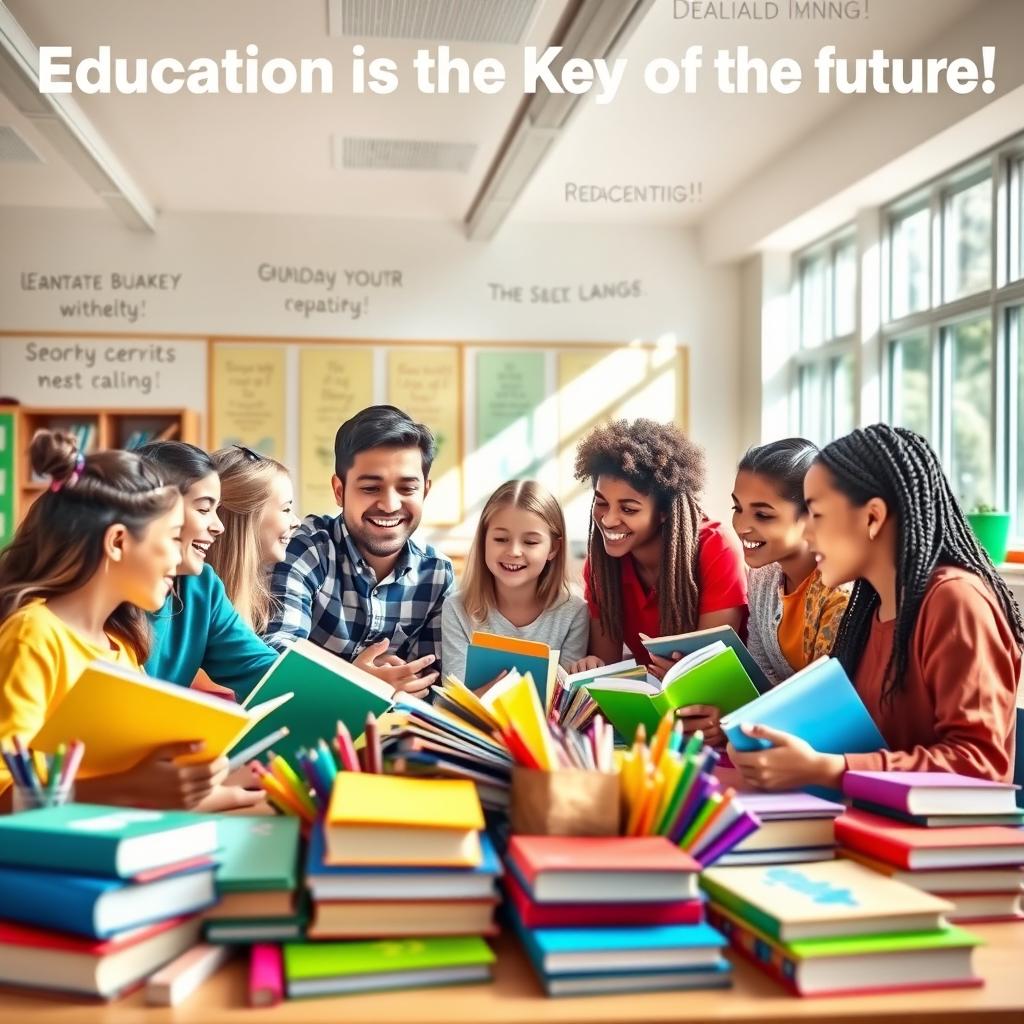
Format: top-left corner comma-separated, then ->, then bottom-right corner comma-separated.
948,316 -> 993,509
890,202 -> 930,320
942,174 -> 992,303
794,232 -> 857,443
888,331 -> 931,437
1013,307 -> 1023,533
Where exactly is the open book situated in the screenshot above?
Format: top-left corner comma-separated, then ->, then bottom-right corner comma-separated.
32,660 -> 293,776
585,642 -> 760,740
642,625 -> 771,694
234,639 -> 395,761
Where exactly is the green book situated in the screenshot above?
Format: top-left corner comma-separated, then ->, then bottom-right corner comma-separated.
233,639 -> 395,760
284,936 -> 495,997
585,643 -> 759,740
0,803 -> 217,878
215,816 -> 299,893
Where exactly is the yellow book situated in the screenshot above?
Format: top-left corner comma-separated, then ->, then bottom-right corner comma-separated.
325,774 -> 484,867
436,674 -> 504,734
487,671 -> 556,771
31,660 -> 293,777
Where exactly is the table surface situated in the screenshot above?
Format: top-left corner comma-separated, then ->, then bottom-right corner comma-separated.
2,924 -> 1023,1024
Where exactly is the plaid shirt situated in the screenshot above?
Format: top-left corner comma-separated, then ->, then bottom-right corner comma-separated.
265,513 -> 454,672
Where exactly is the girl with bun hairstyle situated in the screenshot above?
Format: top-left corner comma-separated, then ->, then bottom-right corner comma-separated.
0,430 -> 230,809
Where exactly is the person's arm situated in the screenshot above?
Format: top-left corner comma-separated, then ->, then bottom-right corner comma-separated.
410,561 -> 455,677
201,572 -> 280,701
577,559 -> 621,667
0,640 -> 54,796
440,597 -> 471,685
695,524 -> 748,636
264,533 -> 327,652
558,600 -> 591,669
695,607 -> 746,633
843,579 -> 1019,781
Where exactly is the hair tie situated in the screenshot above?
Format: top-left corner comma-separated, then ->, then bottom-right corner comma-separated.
50,452 -> 86,493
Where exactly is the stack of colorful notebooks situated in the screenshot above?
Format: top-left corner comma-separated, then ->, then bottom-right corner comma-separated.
714,791 -> 844,865
505,835 -> 731,996
838,771 -> 1024,922
702,859 -> 983,997
203,816 -> 306,943
282,773 -> 496,996
0,805 -> 220,998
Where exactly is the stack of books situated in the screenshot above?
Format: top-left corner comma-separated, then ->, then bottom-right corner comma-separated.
837,771 -> 1024,922
203,816 -> 306,944
702,859 -> 984,997
505,835 -> 732,996
282,773 -> 496,996
0,805 -> 220,998
713,792 -> 844,866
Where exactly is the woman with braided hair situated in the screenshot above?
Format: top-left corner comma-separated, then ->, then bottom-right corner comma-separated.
730,423 -> 1023,790
0,430 -> 233,810
569,419 -> 747,746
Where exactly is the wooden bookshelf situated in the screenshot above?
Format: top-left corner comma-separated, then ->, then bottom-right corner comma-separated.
0,406 -> 199,541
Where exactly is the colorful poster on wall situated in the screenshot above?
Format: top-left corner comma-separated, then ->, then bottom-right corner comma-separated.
299,347 -> 375,516
388,347 -> 461,526
473,350 -> 551,505
557,346 -> 686,541
211,345 -> 286,457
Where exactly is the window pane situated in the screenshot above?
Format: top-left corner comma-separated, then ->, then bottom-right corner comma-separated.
890,204 -> 929,320
889,332 -> 931,439
830,354 -> 856,439
943,176 -> 992,302
798,363 -> 824,445
800,255 -> 826,349
1017,157 -> 1024,283
949,316 -> 993,510
1015,307 -> 1023,536
833,240 -> 857,337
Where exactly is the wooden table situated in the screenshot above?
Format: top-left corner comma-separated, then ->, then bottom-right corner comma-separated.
3,925 -> 1023,1024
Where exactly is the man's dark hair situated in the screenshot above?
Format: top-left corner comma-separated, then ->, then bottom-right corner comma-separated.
334,405 -> 436,481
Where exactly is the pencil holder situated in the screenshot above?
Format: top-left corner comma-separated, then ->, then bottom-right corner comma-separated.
510,767 -> 620,837
11,780 -> 74,813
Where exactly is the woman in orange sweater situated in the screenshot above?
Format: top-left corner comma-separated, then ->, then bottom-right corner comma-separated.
730,424 -> 1023,788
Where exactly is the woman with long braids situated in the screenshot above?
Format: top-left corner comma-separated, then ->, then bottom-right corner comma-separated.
730,424 -> 1023,789
569,419 -> 747,744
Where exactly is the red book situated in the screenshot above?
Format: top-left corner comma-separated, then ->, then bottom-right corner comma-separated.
834,810 -> 1024,870
507,835 -> 700,903
502,871 -> 704,928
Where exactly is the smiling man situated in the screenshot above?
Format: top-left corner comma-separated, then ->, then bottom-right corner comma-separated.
265,406 -> 454,695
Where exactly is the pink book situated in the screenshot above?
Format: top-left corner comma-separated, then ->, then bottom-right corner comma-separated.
843,771 -> 1019,817
249,944 -> 283,1008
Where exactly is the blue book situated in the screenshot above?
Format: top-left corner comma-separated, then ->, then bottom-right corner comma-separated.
721,657 -> 886,757
0,804 -> 219,878
509,902 -> 727,976
464,631 -> 557,701
539,961 -> 732,997
306,825 -> 501,900
0,862 -> 216,938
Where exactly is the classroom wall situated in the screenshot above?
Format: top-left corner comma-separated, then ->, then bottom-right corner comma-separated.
0,207 -> 741,540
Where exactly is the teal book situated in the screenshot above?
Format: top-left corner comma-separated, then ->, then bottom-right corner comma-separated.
586,643 -> 759,740
0,804 -> 218,878
643,625 -> 771,694
215,816 -> 300,893
464,631 -> 557,703
234,639 -> 395,760
721,656 -> 886,757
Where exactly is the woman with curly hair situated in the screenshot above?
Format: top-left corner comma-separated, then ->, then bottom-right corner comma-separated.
570,419 -> 747,742
729,425 -> 1023,789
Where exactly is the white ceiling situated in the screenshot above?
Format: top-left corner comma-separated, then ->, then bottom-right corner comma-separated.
0,0 -> 990,228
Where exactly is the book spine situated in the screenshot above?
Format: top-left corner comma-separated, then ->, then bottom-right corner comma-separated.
249,944 -> 283,1006
0,868 -> 101,937
0,831 -> 116,877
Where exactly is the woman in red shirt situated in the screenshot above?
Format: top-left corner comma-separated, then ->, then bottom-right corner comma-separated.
730,424 -> 1023,787
570,419 -> 747,744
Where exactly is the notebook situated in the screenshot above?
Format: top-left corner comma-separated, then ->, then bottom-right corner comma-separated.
643,625 -> 771,694
842,771 -> 1021,817
720,656 -> 886,757
586,642 -> 759,740
464,631 -> 558,704
325,774 -> 484,867
213,816 -> 300,893
234,639 -> 394,760
699,860 -> 953,941
282,936 -> 495,997
0,804 -> 218,878
31,661 -> 294,776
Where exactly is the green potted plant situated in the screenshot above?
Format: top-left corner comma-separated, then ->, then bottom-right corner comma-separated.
965,503 -> 1012,565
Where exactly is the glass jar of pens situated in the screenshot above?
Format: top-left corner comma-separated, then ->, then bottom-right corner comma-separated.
3,739 -> 84,813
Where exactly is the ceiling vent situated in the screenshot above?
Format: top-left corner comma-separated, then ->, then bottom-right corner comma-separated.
0,123 -> 42,163
328,0 -> 538,44
335,136 -> 477,172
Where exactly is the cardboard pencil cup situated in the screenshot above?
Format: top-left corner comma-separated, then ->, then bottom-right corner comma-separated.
510,766 -> 621,836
